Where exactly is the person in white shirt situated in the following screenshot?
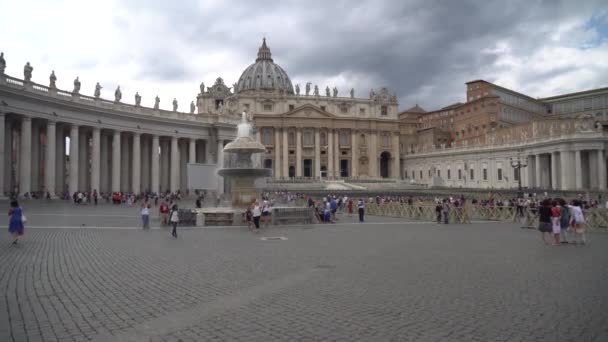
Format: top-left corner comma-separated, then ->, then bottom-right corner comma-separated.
569,200 -> 586,245
252,201 -> 262,231
169,204 -> 179,238
141,202 -> 151,229
357,199 -> 365,222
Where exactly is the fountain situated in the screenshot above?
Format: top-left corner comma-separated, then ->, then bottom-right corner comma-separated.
217,112 -> 272,208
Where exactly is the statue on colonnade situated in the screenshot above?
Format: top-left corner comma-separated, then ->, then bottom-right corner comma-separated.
350,88 -> 354,98
73,77 -> 81,94
190,101 -> 195,114
295,84 -> 300,95
173,98 -> 178,112
305,82 -> 311,96
154,96 -> 160,110
326,86 -> 330,97
314,85 -> 319,96
24,62 -> 33,82
94,82 -> 102,98
115,86 -> 122,102
333,87 -> 338,97
135,92 -> 141,106
49,71 -> 57,88
0,52 -> 5,74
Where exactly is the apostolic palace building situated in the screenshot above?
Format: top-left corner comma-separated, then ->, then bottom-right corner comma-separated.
0,39 -> 606,198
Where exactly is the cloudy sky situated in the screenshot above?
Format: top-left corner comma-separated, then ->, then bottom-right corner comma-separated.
1,0 -> 606,111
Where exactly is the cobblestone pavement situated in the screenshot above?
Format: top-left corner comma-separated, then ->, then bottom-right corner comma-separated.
1,201 -> 608,341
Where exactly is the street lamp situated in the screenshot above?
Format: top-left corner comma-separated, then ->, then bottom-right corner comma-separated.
510,155 -> 528,198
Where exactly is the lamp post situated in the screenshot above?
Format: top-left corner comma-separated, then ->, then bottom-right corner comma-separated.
510,155 -> 528,198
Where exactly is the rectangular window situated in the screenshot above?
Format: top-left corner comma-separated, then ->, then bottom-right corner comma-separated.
340,107 -> 348,114
447,169 -> 451,180
263,104 -> 273,111
360,108 -> 366,114
483,168 -> 488,180
437,170 -> 441,178
497,168 -> 503,181
303,131 -> 313,146
244,103 -> 250,110
288,104 -> 295,111
320,106 -> 326,111
469,169 -> 474,180
428,169 -> 432,177
458,169 -> 462,180
381,106 -> 388,116
420,170 -> 423,179
339,131 -> 350,146
262,128 -> 273,145
514,167 -> 520,181
404,170 -> 408,179
412,170 -> 415,179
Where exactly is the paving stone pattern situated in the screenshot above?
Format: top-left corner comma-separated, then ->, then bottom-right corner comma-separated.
1,203 -> 608,341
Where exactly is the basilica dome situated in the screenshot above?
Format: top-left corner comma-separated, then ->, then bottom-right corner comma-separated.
235,39 -> 294,94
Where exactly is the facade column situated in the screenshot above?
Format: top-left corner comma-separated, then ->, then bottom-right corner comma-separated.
274,129 -> 281,178
598,149 -> 606,190
574,150 -> 583,190
112,130 -> 121,192
0,114 -> 5,197
314,129 -> 320,178
327,130 -> 333,179
370,132 -> 378,178
132,133 -> 141,194
170,136 -> 179,192
120,134 -> 130,192
391,133 -> 399,179
204,139 -> 211,163
334,131 -> 340,177
20,117 -> 32,196
100,133 -> 108,193
189,138 -> 196,164
217,139 -> 224,194
31,123 -> 40,191
534,154 -> 542,189
78,130 -> 87,191
45,121 -> 56,197
91,128 -> 100,193
151,135 -> 160,195
351,130 -> 358,178
551,151 -> 559,190
68,124 -> 79,194
282,128 -> 289,178
295,129 -> 302,177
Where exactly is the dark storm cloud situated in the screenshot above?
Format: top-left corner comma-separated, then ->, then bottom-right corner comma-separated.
117,0 -> 607,109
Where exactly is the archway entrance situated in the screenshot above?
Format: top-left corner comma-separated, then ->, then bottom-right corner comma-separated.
380,152 -> 391,178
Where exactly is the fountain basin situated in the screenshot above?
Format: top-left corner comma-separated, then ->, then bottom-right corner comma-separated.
217,168 -> 272,177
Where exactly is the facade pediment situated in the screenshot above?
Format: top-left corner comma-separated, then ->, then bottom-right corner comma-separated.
280,104 -> 338,119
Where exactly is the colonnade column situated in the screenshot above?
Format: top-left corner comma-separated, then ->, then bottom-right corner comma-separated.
327,130 -> 333,178
598,149 -> 606,190
575,150 -> 583,190
370,132 -> 378,178
56,127 -> 65,195
132,133 -> 141,194
551,151 -> 559,190
534,154 -> 541,189
295,129 -> 302,177
170,136 -> 179,192
282,128 -> 289,178
351,130 -> 358,178
112,131 -> 121,192
314,129 -> 320,178
334,130 -> 339,177
274,129 -> 281,178
20,117 -> 32,195
91,128 -> 100,193
151,135 -> 160,195
0,114 -> 5,197
69,124 -> 79,194
217,139 -> 224,194
189,138 -> 196,164
560,151 -> 573,190
45,121 -> 56,197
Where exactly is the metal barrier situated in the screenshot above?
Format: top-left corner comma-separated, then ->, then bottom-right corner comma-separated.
271,207 -> 313,225
177,209 -> 197,226
365,203 -> 608,230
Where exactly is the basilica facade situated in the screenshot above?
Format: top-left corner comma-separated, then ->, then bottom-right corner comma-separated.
0,39 -> 606,198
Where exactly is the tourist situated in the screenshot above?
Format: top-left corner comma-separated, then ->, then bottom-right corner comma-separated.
141,201 -> 151,230
442,199 -> 450,224
262,199 -> 271,227
8,200 -> 25,245
252,201 -> 261,231
550,200 -> 561,245
569,200 -> 586,245
347,199 -> 353,217
159,200 -> 170,226
330,196 -> 338,220
435,201 -> 442,224
558,199 -> 570,243
195,197 -> 202,208
357,198 -> 365,222
245,205 -> 253,230
169,204 -> 179,238
93,189 -> 98,205
538,199 -> 553,244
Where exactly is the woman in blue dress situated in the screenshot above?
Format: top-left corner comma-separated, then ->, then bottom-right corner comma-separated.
8,200 -> 24,244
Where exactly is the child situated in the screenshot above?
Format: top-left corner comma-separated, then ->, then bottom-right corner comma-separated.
550,201 -> 561,246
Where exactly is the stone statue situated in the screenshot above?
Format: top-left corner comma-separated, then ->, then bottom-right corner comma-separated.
190,101 -> 195,114
24,62 -> 33,82
333,87 -> 338,98
0,52 -> 5,74
114,86 -> 122,102
154,96 -> 160,110
172,98 -> 178,112
94,82 -> 102,98
134,92 -> 141,106
350,88 -> 354,98
218,101 -> 224,113
305,82 -> 311,96
295,84 -> 300,95
73,77 -> 81,94
314,85 -> 319,96
232,83 -> 238,94
369,89 -> 375,98
596,121 -> 603,132
49,71 -> 57,88
326,86 -> 330,97
199,82 -> 205,94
